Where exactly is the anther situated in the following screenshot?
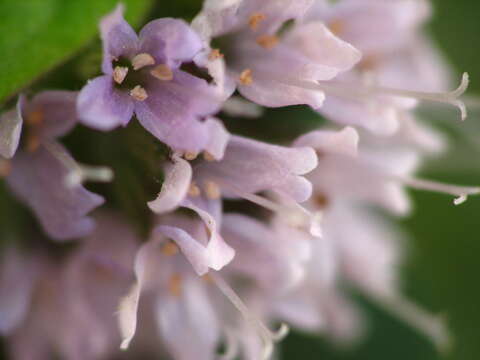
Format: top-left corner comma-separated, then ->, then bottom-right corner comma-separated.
161,241 -> 179,256
204,180 -> 221,199
313,193 -> 329,209
131,53 -> 155,70
150,64 -> 173,81
208,49 -> 224,61
0,159 -> 11,178
328,19 -> 344,35
358,55 -> 378,72
168,274 -> 182,297
113,66 -> 129,84
188,182 -> 201,197
256,35 -> 279,49
26,135 -> 40,153
27,108 -> 44,127
130,85 -> 148,101
203,151 -> 216,162
184,151 -> 198,161
239,69 -> 253,85
249,13 -> 266,31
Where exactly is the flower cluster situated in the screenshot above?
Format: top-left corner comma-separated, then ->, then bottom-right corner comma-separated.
0,1 -> 477,359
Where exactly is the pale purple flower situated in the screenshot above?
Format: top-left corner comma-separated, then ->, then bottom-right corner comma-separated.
0,91 -> 106,240
305,0 -> 467,133
284,127 -> 479,348
147,132 -> 319,262
77,5 -> 224,154
295,127 -> 479,214
0,213 -> 139,360
191,0 -> 361,108
118,212 -> 291,359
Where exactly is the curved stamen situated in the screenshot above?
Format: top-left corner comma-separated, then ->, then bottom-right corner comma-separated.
221,182 -> 322,237
44,142 -> 114,188
284,73 -> 469,120
369,292 -> 451,353
211,274 -> 289,360
394,176 -> 480,205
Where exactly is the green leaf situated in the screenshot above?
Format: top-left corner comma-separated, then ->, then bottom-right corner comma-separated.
0,0 -> 153,103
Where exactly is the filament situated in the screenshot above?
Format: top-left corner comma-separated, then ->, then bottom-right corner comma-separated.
211,274 -> 289,360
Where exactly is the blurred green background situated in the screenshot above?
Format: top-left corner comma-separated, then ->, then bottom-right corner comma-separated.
1,0 -> 479,359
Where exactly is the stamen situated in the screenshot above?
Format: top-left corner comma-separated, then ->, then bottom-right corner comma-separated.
328,19 -> 344,35
113,66 -> 129,84
249,13 -> 266,31
357,55 -> 378,72
256,35 -> 279,49
0,159 -> 11,177
219,328 -> 240,360
26,108 -> 44,126
130,85 -> 148,101
184,151 -> 199,161
203,151 -> 216,162
285,73 -> 470,120
65,164 -> 114,188
188,182 -> 201,197
150,64 -> 173,81
223,182 -> 322,237
43,142 -> 114,188
26,135 -> 40,152
396,176 -> 480,205
313,192 -> 329,209
370,293 -> 451,353
168,274 -> 182,297
131,53 -> 155,70
161,241 -> 179,256
211,274 -> 289,360
204,180 -> 221,199
208,48 -> 224,61
239,69 -> 253,86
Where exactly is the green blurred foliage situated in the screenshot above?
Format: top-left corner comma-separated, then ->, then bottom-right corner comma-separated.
0,0 -> 153,104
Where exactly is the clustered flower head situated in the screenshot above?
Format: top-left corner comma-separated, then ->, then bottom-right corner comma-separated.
0,0 -> 478,359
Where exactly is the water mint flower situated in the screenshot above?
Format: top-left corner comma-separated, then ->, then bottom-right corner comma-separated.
0,91 -> 107,240
78,5 -> 224,154
306,0 -> 468,133
118,213 -> 289,359
192,0 -> 361,108
148,132 -> 319,243
0,214 -> 139,360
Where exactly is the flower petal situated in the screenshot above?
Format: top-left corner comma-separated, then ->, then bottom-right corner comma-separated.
100,4 -> 138,74
77,75 -> 134,130
293,127 -> 359,157
148,154 -> 192,214
182,200 -> 235,271
155,225 -> 210,276
155,278 -> 220,360
237,73 -> 326,109
204,117 -> 230,161
135,70 -> 221,152
0,96 -> 23,159
6,144 -> 104,240
28,91 -> 78,139
283,21 -> 361,72
139,18 -> 202,67
195,135 -> 318,202
0,248 -> 38,335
